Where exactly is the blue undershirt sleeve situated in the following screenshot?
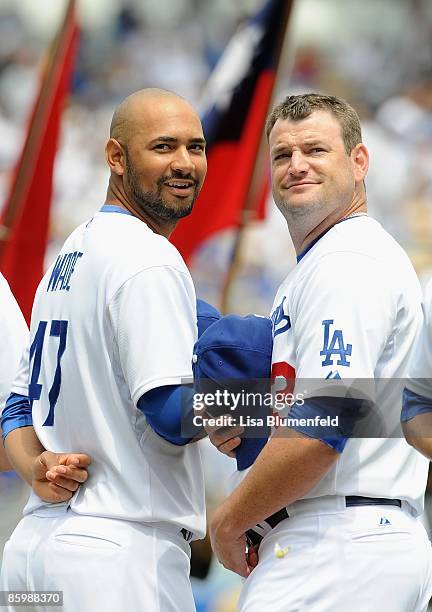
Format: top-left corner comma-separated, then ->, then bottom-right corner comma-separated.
288,396 -> 370,453
236,437 -> 268,471
137,385 -> 202,445
1,392 -> 33,444
401,388 -> 432,422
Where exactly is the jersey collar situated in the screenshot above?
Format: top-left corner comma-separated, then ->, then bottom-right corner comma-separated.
100,204 -> 133,216
296,214 -> 368,264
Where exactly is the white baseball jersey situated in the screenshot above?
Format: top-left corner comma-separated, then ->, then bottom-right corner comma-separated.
11,206 -> 205,537
0,273 -> 29,560
405,278 -> 432,399
0,274 -> 28,413
233,215 -> 428,516
0,273 -> 28,552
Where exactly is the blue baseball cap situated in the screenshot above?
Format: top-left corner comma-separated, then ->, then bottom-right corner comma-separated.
196,298 -> 222,338
193,313 -> 273,383
193,313 -> 273,471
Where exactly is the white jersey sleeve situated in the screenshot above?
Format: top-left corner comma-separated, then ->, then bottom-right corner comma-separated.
108,266 -> 197,404
405,279 -> 432,399
9,345 -> 30,398
290,251 -> 395,405
0,274 -> 28,412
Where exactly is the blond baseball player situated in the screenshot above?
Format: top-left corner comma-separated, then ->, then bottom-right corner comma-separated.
209,94 -> 432,612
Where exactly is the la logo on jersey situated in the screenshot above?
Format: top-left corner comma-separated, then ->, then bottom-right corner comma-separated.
271,296 -> 291,338
320,319 -> 352,367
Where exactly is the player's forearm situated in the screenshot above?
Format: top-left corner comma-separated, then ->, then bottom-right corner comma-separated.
402,414 -> 432,460
4,427 -> 45,485
405,437 -> 432,460
217,430 -> 339,534
0,426 -> 12,471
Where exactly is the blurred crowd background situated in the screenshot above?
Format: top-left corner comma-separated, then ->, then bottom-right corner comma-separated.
1,0 -> 432,609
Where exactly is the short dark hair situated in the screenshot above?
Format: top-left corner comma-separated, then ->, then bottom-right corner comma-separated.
266,93 -> 362,154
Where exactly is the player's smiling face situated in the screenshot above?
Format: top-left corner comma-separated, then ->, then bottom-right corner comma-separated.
269,110 -> 367,221
123,98 -> 207,221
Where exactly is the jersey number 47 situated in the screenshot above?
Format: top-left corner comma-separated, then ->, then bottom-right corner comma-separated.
29,319 -> 68,427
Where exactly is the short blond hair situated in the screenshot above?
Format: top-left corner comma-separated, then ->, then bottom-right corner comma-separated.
266,93 -> 362,154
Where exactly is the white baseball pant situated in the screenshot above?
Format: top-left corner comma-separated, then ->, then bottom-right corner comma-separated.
0,506 -> 196,612
239,498 -> 432,611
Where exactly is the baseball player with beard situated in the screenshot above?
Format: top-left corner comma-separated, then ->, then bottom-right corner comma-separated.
1,88 -> 212,612
208,94 -> 432,611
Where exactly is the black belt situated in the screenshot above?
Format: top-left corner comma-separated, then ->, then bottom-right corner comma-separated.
345,496 -> 401,508
181,528 -> 193,542
246,496 -> 402,548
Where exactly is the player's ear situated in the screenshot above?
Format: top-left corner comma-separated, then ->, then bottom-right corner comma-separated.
351,143 -> 369,183
105,138 -> 125,176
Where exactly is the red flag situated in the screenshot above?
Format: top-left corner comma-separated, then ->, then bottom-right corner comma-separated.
171,0 -> 293,263
255,171 -> 271,222
0,0 -> 79,323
